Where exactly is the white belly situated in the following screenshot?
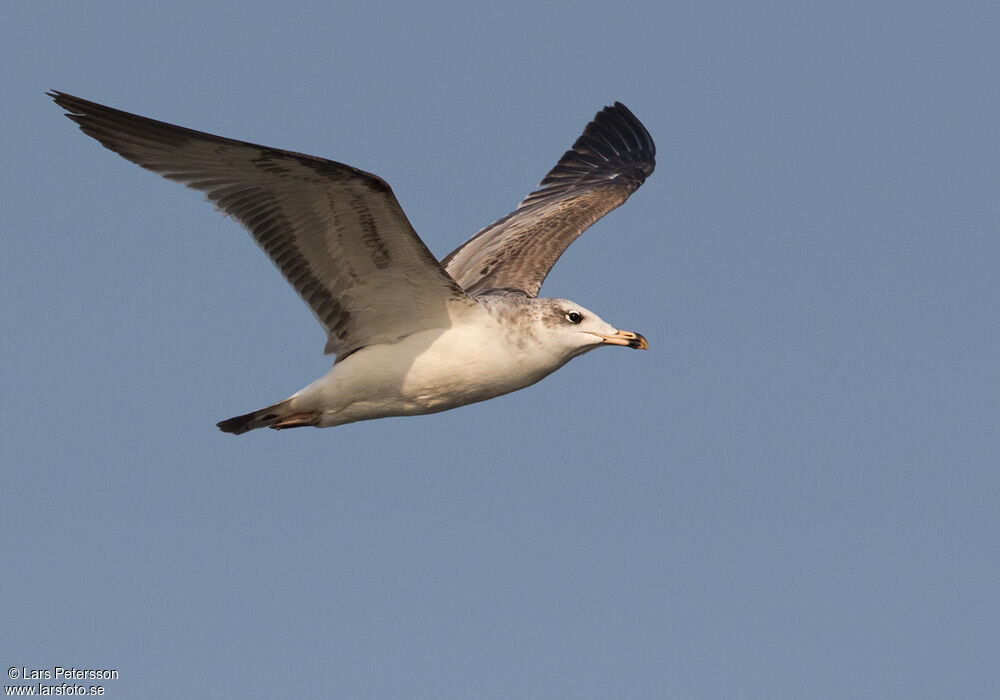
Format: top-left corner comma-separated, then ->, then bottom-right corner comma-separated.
291,317 -> 566,427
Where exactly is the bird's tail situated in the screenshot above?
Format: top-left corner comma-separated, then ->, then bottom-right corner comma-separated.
216,398 -> 319,435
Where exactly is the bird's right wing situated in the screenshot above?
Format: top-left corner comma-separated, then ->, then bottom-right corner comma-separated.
51,91 -> 474,359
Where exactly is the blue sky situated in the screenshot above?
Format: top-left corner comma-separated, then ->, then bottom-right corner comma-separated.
2,1 -> 998,698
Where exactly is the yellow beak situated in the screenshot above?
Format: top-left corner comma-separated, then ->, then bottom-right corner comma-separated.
588,329 -> 648,349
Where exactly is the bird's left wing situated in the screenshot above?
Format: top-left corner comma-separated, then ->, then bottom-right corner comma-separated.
441,102 -> 655,297
50,91 -> 474,359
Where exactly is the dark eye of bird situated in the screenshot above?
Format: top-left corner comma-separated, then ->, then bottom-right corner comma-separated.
566,311 -> 583,324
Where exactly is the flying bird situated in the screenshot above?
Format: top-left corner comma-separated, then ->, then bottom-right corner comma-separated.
50,92 -> 655,434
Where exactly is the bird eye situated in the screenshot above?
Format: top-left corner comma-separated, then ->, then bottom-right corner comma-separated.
566,311 -> 583,324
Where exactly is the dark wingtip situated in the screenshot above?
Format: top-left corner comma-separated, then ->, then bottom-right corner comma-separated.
48,90 -> 79,111
529,101 -> 656,196
590,101 -> 656,161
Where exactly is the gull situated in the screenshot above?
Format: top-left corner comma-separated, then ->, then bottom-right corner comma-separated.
51,92 -> 655,434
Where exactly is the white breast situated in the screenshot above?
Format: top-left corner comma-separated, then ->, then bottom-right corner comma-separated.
290,308 -> 566,427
